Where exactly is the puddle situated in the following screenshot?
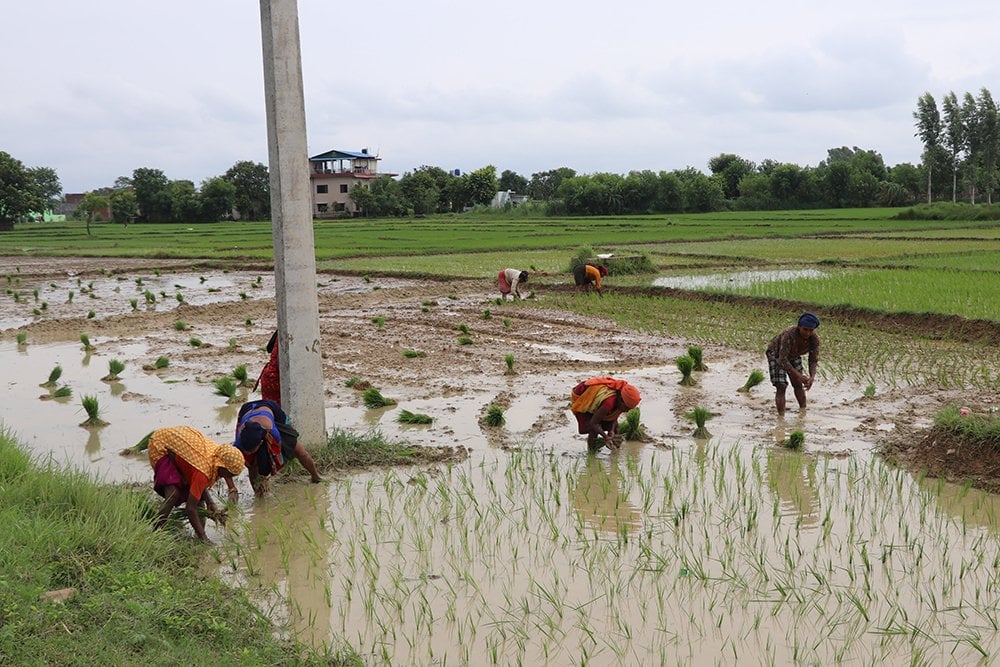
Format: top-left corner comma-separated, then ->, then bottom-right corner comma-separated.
653,268 -> 828,290
526,342 -> 611,363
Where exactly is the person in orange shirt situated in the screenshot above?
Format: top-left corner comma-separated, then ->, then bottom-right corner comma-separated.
570,377 -> 642,452
573,263 -> 608,295
147,426 -> 245,542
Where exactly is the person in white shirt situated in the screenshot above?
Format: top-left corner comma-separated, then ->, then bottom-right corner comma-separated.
497,268 -> 529,300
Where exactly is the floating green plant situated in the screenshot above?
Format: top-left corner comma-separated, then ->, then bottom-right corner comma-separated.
676,355 -> 696,386
154,356 -> 170,369
53,385 -> 72,398
104,359 -> 125,381
397,409 -> 433,425
738,369 -> 765,393
688,345 -> 707,371
686,406 -> 713,438
43,365 -> 63,387
80,394 -> 105,426
402,349 -> 426,358
80,334 -> 95,351
619,408 -> 646,441
484,404 -> 505,427
363,387 -> 396,409
232,364 -> 250,386
213,376 -> 239,401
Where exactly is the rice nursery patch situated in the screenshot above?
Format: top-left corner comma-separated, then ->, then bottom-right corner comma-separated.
222,444 -> 1000,665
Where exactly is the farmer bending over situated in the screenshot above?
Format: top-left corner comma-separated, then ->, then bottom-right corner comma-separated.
765,312 -> 821,416
570,376 -> 642,452
234,399 -> 322,496
497,268 -> 529,301
147,426 -> 245,542
573,263 -> 608,296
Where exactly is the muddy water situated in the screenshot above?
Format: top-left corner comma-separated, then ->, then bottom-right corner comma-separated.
3,262 -> 994,664
653,268 -> 829,290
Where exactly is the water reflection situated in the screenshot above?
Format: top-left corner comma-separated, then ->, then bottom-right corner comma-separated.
653,268 -> 828,290
215,402 -> 242,428
766,448 -> 818,526
235,484 -> 333,649
85,428 -> 102,458
109,381 -> 125,397
572,455 -> 641,534
915,474 -> 1000,533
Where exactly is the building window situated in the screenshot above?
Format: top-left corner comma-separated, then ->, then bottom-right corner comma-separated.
316,184 -> 328,194
334,203 -> 346,212
340,184 -> 349,193
317,203 -> 329,213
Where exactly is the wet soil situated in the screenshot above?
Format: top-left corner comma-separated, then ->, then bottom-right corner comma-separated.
1,255 -> 992,489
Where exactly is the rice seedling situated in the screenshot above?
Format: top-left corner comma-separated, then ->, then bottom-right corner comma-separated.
213,376 -> 239,401
244,318 -> 253,326
43,365 -> 63,387
67,290 -> 74,303
104,359 -> 126,381
80,334 -> 95,351
503,318 -> 511,329
482,309 -> 492,319
676,355 -> 696,386
154,268 -> 161,276
174,320 -> 189,331
189,337 -> 203,347
208,287 -> 221,293
130,298 -> 138,311
345,376 -> 362,387
227,337 -> 238,350
457,336 -> 473,345
32,308 -> 41,316
40,302 -> 47,310
864,383 -> 876,397
135,277 -> 143,286
504,353 -> 515,374
159,291 -> 167,299
619,408 -> 646,440
80,394 -> 106,426
447,293 -> 457,300
455,323 -> 470,335
421,300 -> 434,307
398,409 -> 433,425
686,406 -> 713,438
199,275 -> 207,283
154,355 -> 170,369
484,404 -> 505,427
16,332 -> 27,345
363,387 -> 396,409
784,430 -> 805,450
372,316 -> 386,328
232,364 -> 250,386
738,369 -> 766,393
402,349 -> 425,358
239,291 -> 248,300
175,292 -> 185,303
687,345 -> 707,371
362,275 -> 371,283
420,306 -> 430,313
52,385 -> 72,398
87,310 -> 96,319
32,288 -> 38,301
144,289 -> 155,303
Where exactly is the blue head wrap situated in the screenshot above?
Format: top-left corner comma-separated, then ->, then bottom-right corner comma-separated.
798,312 -> 820,329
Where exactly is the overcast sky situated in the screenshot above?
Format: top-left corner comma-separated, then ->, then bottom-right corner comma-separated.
2,1 -> 998,193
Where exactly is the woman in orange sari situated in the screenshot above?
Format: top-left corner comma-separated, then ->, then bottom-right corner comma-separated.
570,377 -> 642,452
147,426 -> 245,542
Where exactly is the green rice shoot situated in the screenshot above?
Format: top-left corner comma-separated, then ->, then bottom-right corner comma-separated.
397,409 -> 433,425
363,387 -> 396,409
686,406 -> 713,438
485,404 -> 505,427
676,355 -> 696,386
687,345 -> 707,371
739,369 -> 766,393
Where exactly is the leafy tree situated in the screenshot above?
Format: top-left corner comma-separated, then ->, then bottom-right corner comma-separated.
77,192 -> 109,236
131,167 -> 172,222
27,167 -> 62,213
109,189 -> 137,227
708,153 -> 755,200
464,165 -> 499,206
941,91 -> 966,202
975,88 -> 998,205
0,152 -> 38,230
199,176 -> 236,221
443,176 -> 470,212
399,170 -> 440,214
887,163 -> 923,204
349,183 -> 375,216
498,169 -> 528,193
913,92 -> 942,203
168,180 -> 199,222
368,176 -> 407,216
652,171 -> 683,212
528,167 -> 576,200
735,173 -> 775,210
621,170 -> 659,213
681,173 -> 724,212
223,160 -> 270,220
823,162 -> 851,208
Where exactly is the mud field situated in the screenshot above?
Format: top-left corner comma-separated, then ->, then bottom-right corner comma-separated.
4,256 -> 999,664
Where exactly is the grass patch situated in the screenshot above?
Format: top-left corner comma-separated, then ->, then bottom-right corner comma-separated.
312,427 -> 463,470
933,405 -> 1000,446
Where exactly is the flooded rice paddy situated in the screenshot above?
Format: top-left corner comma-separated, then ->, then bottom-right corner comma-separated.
3,261 -> 997,665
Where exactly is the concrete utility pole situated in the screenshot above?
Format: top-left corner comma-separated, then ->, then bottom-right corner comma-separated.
259,0 -> 326,445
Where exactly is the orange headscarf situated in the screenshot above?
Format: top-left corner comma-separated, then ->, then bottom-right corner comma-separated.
570,377 -> 641,414
148,426 -> 245,482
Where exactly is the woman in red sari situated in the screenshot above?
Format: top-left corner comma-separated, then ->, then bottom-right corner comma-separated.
255,331 -> 281,404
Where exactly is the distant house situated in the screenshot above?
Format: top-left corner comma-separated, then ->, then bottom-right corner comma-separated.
490,190 -> 530,209
308,148 -> 395,217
